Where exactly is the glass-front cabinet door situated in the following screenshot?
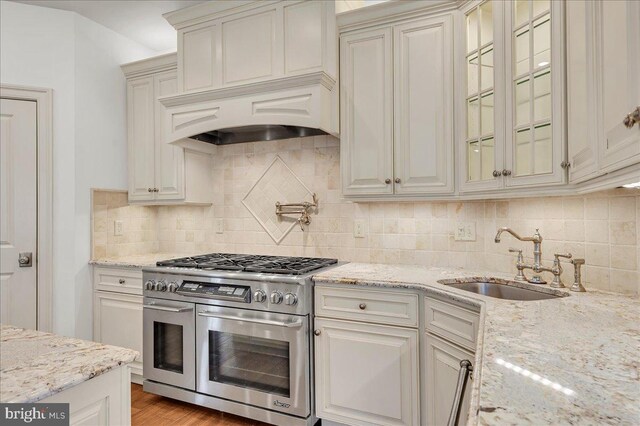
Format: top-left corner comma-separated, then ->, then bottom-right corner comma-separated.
461,0 -> 504,192
504,0 -> 566,187
460,0 -> 566,192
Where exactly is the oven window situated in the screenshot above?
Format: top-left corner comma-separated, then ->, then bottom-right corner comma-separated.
208,331 -> 290,397
153,322 -> 183,374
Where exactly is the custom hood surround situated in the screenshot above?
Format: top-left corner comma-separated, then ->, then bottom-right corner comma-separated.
160,0 -> 339,148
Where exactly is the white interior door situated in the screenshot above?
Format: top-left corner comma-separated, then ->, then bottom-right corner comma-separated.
0,98 -> 37,329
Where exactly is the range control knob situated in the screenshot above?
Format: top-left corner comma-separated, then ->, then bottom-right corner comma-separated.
145,280 -> 155,290
167,282 -> 178,293
253,290 -> 267,303
284,293 -> 298,306
270,291 -> 283,304
155,280 -> 167,292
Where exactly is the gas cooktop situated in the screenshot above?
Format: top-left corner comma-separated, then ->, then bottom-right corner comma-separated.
156,253 -> 338,275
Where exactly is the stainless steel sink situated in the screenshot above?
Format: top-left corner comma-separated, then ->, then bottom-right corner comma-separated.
439,280 -> 567,301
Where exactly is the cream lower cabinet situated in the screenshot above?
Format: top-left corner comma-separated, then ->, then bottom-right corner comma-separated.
122,53 -> 213,205
424,335 -> 473,426
340,10 -> 454,198
314,318 -> 419,426
93,266 -> 143,383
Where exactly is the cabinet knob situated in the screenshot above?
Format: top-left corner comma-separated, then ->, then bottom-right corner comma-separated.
118,279 -> 125,284
623,106 -> 640,128
492,170 -> 501,178
394,178 -> 401,184
147,188 -> 152,192
560,161 -> 571,169
385,178 -> 391,184
154,188 -> 159,193
502,169 -> 512,176
314,329 -> 321,336
359,303 -> 366,310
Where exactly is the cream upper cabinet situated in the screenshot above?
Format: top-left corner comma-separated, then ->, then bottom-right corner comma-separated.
460,0 -> 566,193
153,71 -> 184,200
314,318 -> 420,426
122,54 -> 213,205
170,1 -> 336,93
394,16 -> 454,195
340,9 -> 454,198
567,0 -> 639,184
340,27 -> 394,196
597,0 -> 640,171
127,76 -> 156,201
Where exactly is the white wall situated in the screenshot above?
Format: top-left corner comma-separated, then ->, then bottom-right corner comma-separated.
0,1 -> 156,338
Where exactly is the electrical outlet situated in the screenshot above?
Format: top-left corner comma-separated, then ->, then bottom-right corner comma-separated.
353,220 -> 366,238
215,219 -> 224,234
454,221 -> 476,241
114,220 -> 123,236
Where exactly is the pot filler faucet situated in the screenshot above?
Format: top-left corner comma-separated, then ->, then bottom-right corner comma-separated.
494,227 -> 586,291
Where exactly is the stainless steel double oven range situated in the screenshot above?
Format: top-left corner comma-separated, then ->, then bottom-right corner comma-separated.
142,254 -> 338,426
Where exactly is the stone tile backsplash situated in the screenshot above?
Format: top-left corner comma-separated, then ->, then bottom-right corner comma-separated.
91,135 -> 640,295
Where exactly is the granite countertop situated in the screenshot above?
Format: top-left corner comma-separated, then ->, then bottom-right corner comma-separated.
0,325 -> 138,403
89,252 -> 188,268
313,263 -> 640,426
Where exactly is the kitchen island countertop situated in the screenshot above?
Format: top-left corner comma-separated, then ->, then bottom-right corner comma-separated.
313,263 -> 640,426
0,325 -> 138,403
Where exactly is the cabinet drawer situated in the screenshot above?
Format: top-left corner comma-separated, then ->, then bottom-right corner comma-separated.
93,267 -> 143,295
425,298 -> 479,351
315,286 -> 418,328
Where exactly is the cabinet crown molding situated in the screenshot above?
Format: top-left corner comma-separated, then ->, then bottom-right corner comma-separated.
163,0 -> 279,30
121,53 -> 177,78
337,0 -> 459,32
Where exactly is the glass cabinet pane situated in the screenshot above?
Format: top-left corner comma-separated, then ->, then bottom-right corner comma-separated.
468,141 -> 481,181
468,54 -> 479,96
533,69 -> 551,121
480,47 -> 493,92
481,137 -> 495,180
533,15 -> 551,68
515,28 -> 530,76
533,123 -> 552,174
467,98 -> 479,138
515,128 -> 532,176
481,92 -> 494,135
515,77 -> 530,126
532,0 -> 550,18
467,9 -> 478,53
514,0 -> 529,27
480,1 -> 493,46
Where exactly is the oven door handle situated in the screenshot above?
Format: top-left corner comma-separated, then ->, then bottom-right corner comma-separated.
143,304 -> 194,313
198,312 -> 303,328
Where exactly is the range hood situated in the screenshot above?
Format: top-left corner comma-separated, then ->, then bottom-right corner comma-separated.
160,0 -> 339,150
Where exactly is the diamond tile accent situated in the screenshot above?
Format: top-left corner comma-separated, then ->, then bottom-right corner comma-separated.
242,155 -> 314,244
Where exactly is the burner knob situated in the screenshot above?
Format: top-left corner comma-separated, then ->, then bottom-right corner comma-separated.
155,280 -> 167,291
270,291 -> 283,304
167,282 -> 178,293
284,293 -> 298,306
253,290 -> 267,303
145,280 -> 155,290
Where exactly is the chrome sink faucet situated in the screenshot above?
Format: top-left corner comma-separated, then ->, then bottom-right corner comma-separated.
495,227 -> 547,284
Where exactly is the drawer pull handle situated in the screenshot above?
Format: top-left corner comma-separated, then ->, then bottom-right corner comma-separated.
359,303 -> 366,310
118,279 -> 125,284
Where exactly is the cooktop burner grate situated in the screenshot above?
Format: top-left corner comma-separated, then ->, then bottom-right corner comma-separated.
156,253 -> 338,275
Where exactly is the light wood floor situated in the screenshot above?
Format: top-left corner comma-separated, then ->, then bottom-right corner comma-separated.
131,384 -> 269,426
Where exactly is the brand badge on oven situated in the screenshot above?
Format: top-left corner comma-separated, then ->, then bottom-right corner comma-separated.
273,400 -> 291,409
